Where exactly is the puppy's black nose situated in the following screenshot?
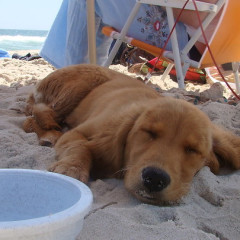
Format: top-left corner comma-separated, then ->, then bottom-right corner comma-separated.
142,167 -> 171,192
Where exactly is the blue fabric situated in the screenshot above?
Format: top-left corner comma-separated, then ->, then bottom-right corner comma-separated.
0,49 -> 10,58
40,0 -> 188,69
40,0 -> 70,68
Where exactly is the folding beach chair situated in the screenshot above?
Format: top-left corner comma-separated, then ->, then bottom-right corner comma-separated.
101,0 -> 240,93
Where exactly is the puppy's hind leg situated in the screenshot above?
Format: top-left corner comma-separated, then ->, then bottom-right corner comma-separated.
32,103 -> 61,130
23,117 -> 62,146
25,93 -> 35,116
23,102 -> 63,146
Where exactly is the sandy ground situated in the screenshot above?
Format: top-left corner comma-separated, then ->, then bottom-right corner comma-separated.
0,51 -> 240,240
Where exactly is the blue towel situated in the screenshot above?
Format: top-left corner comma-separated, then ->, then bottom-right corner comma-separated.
40,0 -> 188,69
0,49 -> 10,58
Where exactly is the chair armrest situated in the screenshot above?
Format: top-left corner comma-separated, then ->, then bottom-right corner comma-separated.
138,0 -> 218,12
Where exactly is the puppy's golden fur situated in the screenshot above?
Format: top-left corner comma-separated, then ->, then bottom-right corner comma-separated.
23,64 -> 240,204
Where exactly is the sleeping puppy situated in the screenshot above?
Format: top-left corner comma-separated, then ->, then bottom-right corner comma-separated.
23,64 -> 240,205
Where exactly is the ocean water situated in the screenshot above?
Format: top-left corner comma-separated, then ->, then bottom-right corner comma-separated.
0,29 -> 48,51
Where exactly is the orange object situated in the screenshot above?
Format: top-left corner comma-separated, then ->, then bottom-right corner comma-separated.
201,0 -> 240,67
102,26 -> 171,62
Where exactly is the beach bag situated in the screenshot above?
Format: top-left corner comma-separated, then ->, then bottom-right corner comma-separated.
146,58 -> 206,84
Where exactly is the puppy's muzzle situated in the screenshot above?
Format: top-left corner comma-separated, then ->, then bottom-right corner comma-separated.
142,167 -> 171,192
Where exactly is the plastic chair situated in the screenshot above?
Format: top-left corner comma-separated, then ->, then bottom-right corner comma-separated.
102,0 -> 240,92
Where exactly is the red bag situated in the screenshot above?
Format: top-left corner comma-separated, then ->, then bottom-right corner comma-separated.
147,57 -> 206,83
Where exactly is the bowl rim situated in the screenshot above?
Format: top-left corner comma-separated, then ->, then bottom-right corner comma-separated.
0,169 -> 93,236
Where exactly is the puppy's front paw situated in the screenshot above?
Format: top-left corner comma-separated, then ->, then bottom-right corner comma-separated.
48,160 -> 89,183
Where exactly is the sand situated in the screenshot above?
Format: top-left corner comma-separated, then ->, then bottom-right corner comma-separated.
0,51 -> 240,240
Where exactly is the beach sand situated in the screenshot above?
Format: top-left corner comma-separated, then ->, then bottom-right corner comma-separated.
0,51 -> 240,240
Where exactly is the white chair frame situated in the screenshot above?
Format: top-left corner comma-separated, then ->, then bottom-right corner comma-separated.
103,0 -> 233,89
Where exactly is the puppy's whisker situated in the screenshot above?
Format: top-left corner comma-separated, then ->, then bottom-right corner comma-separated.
112,166 -> 133,177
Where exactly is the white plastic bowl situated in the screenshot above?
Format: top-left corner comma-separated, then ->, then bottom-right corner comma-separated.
0,169 -> 93,240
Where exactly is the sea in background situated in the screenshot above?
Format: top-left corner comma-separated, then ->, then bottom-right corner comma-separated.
0,29 -> 48,51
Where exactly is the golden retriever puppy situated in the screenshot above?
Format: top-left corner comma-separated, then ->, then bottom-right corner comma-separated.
23,64 -> 240,205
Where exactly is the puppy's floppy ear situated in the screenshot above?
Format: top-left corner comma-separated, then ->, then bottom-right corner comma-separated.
113,112 -> 141,155
207,124 -> 240,173
89,109 -> 142,172
205,150 -> 220,174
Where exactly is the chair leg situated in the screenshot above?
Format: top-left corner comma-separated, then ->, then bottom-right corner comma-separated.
166,7 -> 185,89
232,62 -> 240,94
87,0 -> 97,64
161,63 -> 174,81
104,2 -> 141,67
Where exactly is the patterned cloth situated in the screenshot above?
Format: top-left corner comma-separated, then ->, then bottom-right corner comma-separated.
40,0 -> 188,68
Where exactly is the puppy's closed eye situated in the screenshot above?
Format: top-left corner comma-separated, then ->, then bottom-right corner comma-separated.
142,128 -> 158,140
184,146 -> 198,155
